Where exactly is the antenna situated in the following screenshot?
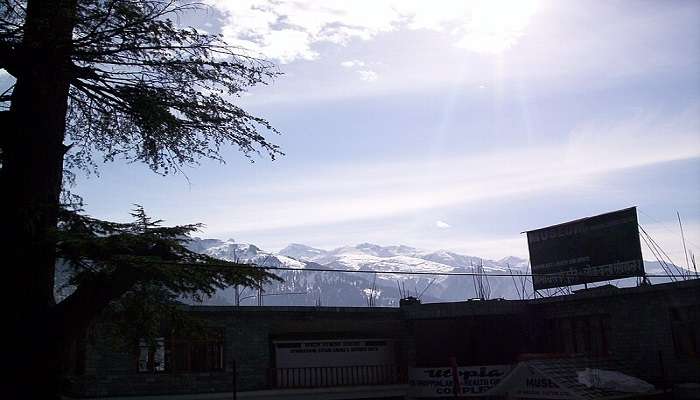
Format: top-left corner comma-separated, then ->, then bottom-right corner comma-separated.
366,273 -> 378,307
677,211 -> 694,278
507,263 -> 524,300
315,290 -> 322,307
469,260 -> 481,298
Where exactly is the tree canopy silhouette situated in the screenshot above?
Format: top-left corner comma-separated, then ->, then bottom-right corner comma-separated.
0,1 -> 282,398
56,205 -> 279,351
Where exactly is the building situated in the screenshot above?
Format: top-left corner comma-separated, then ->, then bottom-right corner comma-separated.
64,278 -> 700,399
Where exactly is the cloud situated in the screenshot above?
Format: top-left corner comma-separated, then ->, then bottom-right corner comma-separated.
212,1 -> 700,107
340,60 -> 365,68
357,69 -> 378,82
436,220 -> 451,229
208,0 -> 541,62
339,59 -> 378,82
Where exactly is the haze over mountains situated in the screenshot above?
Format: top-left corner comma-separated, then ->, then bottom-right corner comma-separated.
186,239 -> 685,307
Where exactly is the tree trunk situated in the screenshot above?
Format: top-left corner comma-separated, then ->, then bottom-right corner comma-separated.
1,0 -> 77,398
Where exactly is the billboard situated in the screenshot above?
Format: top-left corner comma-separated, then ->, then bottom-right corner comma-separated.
526,207 -> 644,290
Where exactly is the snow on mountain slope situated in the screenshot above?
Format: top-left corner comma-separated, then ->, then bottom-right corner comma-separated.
185,239 -> 688,307
319,253 -> 455,273
187,240 -> 532,305
497,256 -> 530,271
278,243 -> 328,261
294,243 -> 526,274
189,238 -> 305,269
351,243 -> 422,258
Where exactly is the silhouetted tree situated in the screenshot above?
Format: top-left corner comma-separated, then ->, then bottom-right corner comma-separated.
1,1 -> 281,397
56,205 -> 278,346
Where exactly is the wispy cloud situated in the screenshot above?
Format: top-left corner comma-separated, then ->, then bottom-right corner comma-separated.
198,105 -> 699,234
339,60 -> 378,82
217,1 -> 699,107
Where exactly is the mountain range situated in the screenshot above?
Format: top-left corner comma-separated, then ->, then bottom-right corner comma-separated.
186,239 -> 684,307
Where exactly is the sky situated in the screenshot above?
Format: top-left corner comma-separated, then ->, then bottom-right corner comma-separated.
4,0 -> 699,261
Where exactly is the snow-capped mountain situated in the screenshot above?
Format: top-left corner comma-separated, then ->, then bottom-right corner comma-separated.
187,239 -> 534,306
278,243 -> 328,261
189,238 -> 305,269
186,239 -> 691,307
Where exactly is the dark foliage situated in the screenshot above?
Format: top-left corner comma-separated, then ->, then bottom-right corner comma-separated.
57,205 -> 281,345
58,205 -> 278,298
1,0 -> 283,175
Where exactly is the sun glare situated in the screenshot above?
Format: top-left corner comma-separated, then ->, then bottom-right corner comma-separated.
456,0 -> 540,54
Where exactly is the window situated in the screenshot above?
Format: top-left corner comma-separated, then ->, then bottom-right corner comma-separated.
670,305 -> 699,358
138,337 -> 166,372
546,314 -> 610,356
172,329 -> 225,372
137,329 -> 225,373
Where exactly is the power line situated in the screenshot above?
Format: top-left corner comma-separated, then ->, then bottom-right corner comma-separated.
139,259 -> 695,280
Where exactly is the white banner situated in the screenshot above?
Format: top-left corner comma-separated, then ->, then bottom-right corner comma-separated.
273,339 -> 395,368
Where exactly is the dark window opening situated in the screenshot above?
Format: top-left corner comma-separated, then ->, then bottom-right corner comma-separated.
137,329 -> 225,373
138,337 -> 166,372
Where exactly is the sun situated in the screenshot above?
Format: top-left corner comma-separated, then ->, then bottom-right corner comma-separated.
456,0 -> 541,54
